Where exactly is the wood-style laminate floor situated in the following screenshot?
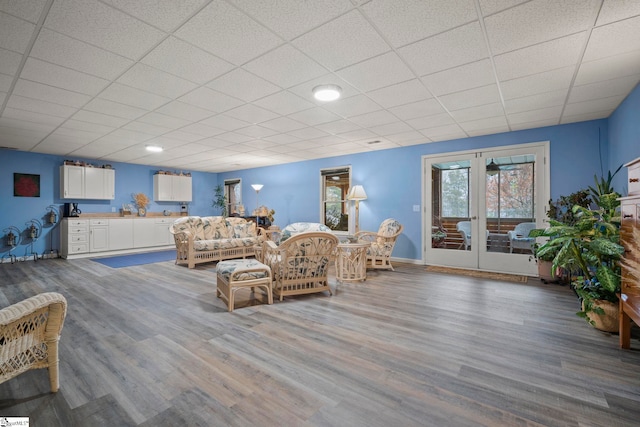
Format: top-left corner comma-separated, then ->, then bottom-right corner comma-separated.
1,257 -> 639,426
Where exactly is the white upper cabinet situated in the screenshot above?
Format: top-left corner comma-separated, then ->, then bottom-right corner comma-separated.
61,165 -> 115,200
153,174 -> 192,202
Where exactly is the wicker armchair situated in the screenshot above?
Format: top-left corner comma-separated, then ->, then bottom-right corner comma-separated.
354,218 -> 403,271
262,231 -> 339,301
0,292 -> 67,392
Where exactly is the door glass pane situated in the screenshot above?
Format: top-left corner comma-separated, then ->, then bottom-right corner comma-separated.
432,160 -> 471,250
485,155 -> 536,254
322,170 -> 349,231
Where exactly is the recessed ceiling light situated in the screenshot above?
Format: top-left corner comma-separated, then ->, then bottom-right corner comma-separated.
313,84 -> 342,102
145,145 -> 163,153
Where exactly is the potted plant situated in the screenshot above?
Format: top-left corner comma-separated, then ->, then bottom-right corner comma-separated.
212,185 -> 227,216
532,192 -> 624,331
132,193 -> 150,216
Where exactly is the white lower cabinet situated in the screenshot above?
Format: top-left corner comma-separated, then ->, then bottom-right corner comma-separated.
109,219 -> 133,250
61,217 -> 175,258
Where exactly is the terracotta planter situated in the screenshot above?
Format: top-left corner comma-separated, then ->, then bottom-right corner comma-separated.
585,299 -> 619,333
538,260 -> 554,282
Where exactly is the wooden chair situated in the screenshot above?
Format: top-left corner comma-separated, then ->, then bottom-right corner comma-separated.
262,231 -> 338,301
0,292 -> 67,392
355,218 -> 403,271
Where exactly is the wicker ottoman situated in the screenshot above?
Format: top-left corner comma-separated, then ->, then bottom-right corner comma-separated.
216,259 -> 272,312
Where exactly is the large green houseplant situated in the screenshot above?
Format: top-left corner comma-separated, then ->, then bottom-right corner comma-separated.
531,192 -> 624,330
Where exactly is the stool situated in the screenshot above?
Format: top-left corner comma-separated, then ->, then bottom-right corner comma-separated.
216,259 -> 273,312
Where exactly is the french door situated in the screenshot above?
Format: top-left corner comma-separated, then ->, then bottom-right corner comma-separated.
424,142 -> 549,276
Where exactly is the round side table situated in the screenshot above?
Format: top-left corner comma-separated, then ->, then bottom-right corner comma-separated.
335,242 -> 369,283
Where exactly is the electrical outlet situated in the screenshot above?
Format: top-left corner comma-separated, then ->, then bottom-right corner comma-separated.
111,207 -> 116,212
413,205 -> 420,212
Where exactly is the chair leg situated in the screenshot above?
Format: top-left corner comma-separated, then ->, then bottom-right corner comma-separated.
47,340 -> 60,392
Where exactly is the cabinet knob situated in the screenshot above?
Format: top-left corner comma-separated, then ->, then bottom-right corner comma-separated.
630,178 -> 639,183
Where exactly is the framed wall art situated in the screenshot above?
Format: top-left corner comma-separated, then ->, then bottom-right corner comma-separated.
14,173 -> 41,197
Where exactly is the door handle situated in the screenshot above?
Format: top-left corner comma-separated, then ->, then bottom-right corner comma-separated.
471,216 -> 477,220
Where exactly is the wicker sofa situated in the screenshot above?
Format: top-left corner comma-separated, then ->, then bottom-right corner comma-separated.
169,216 -> 265,268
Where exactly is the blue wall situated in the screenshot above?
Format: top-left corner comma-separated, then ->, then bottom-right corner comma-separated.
608,83 -> 640,193
220,119 -> 609,261
0,150 -> 217,258
3,101 -> 636,263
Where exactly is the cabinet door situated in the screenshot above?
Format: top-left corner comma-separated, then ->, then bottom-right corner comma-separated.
61,166 -> 84,198
90,226 -> 109,252
133,219 -> 156,248
84,168 -> 103,199
153,175 -> 173,201
174,175 -> 192,202
104,169 -> 115,199
109,219 -> 133,250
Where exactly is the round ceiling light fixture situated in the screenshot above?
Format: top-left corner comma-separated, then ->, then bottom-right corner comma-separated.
312,84 -> 342,102
145,145 -> 163,153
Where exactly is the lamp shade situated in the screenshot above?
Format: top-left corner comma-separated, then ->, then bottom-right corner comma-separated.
251,184 -> 264,192
347,185 -> 367,200
486,159 -> 500,176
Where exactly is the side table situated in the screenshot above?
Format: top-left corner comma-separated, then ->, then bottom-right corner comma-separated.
335,242 -> 369,283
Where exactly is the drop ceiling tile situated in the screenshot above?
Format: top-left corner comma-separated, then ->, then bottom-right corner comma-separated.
253,90 -> 315,116
0,11 -> 35,53
287,127 -> 330,140
0,132 -> 43,151
596,0 -> 640,26
175,0 -> 282,66
0,48 -> 22,75
100,0 -> 207,32
206,68 -> 280,102
508,105 -> 563,125
179,87 -> 244,113
61,119 -> 114,135
368,121 -> 413,136
240,140 -> 281,151
478,0 -> 528,16
336,128 -> 377,142
244,45 -> 326,88
575,49 -> 640,85
510,118 -> 558,131
293,10 -> 390,71
500,66 -> 574,100
199,114 -> 251,132
138,112 -> 191,129
584,15 -> 640,61
13,80 -> 92,108
36,137 -> 86,154
99,83 -> 170,110
384,130 -> 428,144
287,107 -> 342,126
450,102 -> 505,123
84,98 -> 148,120
406,113 -> 455,130
3,107 -> 66,126
420,123 -> 467,140
225,104 -> 279,124
0,0 -> 48,23
101,128 -> 156,144
179,123 -> 226,138
504,91 -> 567,114
260,116 -> 306,132
44,0 -> 165,60
20,57 -> 109,95
156,100 -> 215,122
31,28 -> 134,80
0,117 -> 57,134
7,95 -> 77,118
49,127 -> 103,143
367,79 -> 433,109
215,132 -> 254,144
484,0 -> 599,54
439,84 -> 501,111
361,0 -> 477,48
262,133 -> 302,144
561,110 -> 615,125
569,74 -> 640,104
121,121 -> 171,136
229,0 -> 352,41
494,33 -> 585,81
234,125 -> 279,138
71,110 -> 130,128
117,63 -> 198,99
160,130 -> 203,143
315,119 -> 361,134
459,115 -> 509,133
142,37 -> 234,85
422,59 -> 495,96
349,110 -> 398,128
336,52 -> 415,92
0,75 -> 12,92
388,99 -> 448,120
321,94 -> 381,118
398,21 -> 488,76
465,124 -> 510,137
563,95 -> 626,117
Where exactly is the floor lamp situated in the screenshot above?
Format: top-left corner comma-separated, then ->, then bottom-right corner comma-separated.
251,184 -> 263,222
348,185 -> 367,233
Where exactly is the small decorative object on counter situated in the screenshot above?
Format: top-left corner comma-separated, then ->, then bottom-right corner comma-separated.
132,193 -> 150,216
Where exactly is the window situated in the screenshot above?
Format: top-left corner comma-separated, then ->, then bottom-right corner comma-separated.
440,167 -> 470,218
224,179 -> 242,215
486,161 -> 535,219
321,167 -> 350,231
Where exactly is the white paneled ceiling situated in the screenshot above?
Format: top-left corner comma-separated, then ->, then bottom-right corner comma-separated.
1,0 -> 639,172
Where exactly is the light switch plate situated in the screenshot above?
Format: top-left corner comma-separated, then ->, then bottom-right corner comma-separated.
413,205 -> 420,212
